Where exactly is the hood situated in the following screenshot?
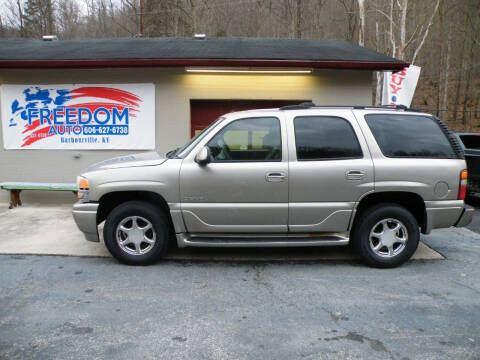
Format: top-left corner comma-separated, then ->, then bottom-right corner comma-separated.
84,152 -> 167,172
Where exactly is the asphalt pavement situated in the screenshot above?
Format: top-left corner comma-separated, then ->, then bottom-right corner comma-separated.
1,225 -> 479,359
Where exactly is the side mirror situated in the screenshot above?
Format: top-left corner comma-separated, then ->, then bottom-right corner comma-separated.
195,146 -> 211,166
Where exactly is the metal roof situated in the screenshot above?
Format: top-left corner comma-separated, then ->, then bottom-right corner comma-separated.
0,37 -> 408,70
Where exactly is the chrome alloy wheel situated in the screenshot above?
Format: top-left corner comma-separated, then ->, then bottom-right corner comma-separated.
116,216 -> 156,255
369,218 -> 408,258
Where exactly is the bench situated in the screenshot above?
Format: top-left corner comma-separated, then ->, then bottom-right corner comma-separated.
0,182 -> 78,209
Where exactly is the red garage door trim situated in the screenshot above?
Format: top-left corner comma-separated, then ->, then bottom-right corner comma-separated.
0,59 -> 409,71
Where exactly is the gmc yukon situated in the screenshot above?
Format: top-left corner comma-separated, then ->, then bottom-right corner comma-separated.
72,104 -> 473,268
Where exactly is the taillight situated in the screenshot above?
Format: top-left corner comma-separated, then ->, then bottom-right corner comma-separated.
458,169 -> 468,200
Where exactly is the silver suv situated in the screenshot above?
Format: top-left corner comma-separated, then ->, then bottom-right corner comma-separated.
72,104 -> 473,268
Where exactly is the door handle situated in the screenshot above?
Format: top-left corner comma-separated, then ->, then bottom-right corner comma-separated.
266,172 -> 287,182
346,170 -> 365,180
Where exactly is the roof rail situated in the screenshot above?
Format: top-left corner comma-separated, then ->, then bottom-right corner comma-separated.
381,104 -> 407,110
279,102 -> 421,112
279,102 -> 315,110
378,104 -> 422,112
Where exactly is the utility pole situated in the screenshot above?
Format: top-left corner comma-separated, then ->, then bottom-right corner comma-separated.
140,0 -> 145,36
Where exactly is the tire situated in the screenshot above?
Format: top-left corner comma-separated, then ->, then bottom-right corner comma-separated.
103,200 -> 170,265
352,203 -> 419,268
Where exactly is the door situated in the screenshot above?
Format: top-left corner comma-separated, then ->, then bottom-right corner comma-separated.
190,99 -> 308,137
286,110 -> 374,233
180,115 -> 289,233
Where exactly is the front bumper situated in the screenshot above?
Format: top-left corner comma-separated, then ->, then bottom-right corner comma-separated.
454,205 -> 474,228
72,201 -> 100,242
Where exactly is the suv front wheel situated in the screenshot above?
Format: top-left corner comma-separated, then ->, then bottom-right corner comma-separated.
103,201 -> 170,265
352,203 -> 419,268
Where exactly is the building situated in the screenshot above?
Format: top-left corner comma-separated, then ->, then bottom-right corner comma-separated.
0,37 -> 407,203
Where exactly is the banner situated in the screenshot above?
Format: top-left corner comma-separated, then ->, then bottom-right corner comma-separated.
1,83 -> 155,149
382,65 -> 421,107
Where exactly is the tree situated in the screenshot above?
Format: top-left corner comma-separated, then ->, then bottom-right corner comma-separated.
22,0 -> 55,37
56,0 -> 81,38
338,0 -> 358,42
357,0 -> 365,46
0,0 -> 479,130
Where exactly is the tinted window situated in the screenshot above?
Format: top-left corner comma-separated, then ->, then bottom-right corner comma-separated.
365,114 -> 456,158
208,117 -> 281,161
294,116 -> 362,160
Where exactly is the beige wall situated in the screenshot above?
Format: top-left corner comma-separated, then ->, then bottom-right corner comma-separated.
0,67 -> 372,203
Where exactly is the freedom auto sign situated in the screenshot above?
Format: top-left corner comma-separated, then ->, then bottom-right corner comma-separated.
1,84 -> 155,149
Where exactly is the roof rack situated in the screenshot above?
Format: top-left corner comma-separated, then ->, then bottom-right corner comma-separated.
279,102 -> 421,112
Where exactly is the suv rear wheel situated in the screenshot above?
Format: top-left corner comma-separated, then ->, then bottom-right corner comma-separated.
352,203 -> 419,268
103,201 -> 170,265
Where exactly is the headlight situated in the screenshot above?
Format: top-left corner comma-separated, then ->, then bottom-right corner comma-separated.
76,176 -> 90,202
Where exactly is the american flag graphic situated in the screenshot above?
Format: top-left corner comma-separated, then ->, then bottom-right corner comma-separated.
9,86 -> 141,147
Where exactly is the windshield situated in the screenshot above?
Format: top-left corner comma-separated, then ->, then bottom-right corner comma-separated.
174,117 -> 225,158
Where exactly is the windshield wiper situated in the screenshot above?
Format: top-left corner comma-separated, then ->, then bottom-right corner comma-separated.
166,147 -> 180,159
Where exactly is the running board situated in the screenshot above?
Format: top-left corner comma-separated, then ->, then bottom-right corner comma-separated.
176,233 -> 349,248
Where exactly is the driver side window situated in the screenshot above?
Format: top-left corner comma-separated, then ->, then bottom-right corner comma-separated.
207,117 -> 281,162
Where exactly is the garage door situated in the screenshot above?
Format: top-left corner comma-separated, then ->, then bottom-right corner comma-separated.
190,99 -> 308,137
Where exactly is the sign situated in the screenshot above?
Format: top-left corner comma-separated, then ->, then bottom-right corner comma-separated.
382,65 -> 421,107
1,84 -> 155,149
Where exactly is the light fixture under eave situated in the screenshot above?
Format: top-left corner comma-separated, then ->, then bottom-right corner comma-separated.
185,67 -> 313,74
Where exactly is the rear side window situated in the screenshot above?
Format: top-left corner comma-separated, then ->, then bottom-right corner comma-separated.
294,116 -> 362,160
365,114 -> 456,158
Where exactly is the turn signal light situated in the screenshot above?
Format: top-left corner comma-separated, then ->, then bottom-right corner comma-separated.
78,178 -> 89,190
458,170 -> 468,200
